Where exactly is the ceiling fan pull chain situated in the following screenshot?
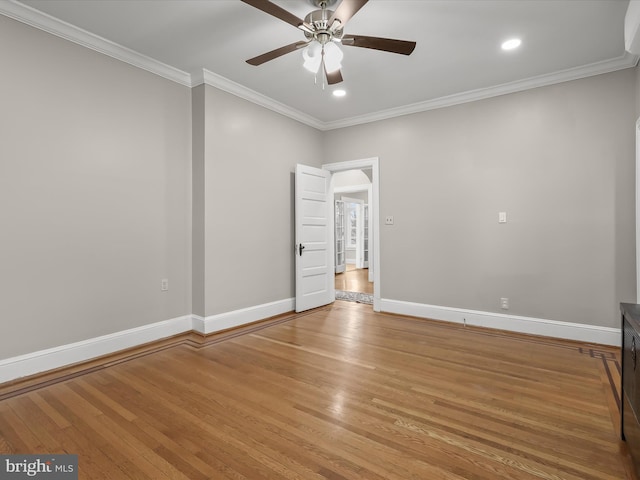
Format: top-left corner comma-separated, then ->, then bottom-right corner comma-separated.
321,48 -> 326,90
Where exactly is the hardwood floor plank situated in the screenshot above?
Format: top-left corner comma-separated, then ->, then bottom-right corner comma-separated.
8,397 -> 64,453
151,345 -> 435,480
104,367 -> 301,480
292,401 -> 542,480
370,396 -> 619,467
0,401 -> 46,452
135,352 -> 394,480
188,332 -> 604,478
334,267 -> 373,294
31,391 -> 72,429
73,378 -> 138,422
0,303 -> 630,479
36,390 -> 141,480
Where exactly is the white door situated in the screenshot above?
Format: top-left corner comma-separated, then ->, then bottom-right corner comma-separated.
295,164 -> 333,312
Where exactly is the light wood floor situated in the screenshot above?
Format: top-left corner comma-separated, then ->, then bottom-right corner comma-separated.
0,302 -> 631,479
335,265 -> 373,294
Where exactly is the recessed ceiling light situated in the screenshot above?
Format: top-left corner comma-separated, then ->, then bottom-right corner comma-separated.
333,89 -> 346,97
501,38 -> 521,51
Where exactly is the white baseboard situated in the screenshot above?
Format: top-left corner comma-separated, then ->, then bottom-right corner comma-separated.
192,298 -> 295,335
1,297 -> 618,385
0,298 -> 296,384
0,315 -> 193,384
380,299 -> 620,346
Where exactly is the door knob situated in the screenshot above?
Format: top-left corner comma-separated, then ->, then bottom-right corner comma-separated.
299,244 -> 305,256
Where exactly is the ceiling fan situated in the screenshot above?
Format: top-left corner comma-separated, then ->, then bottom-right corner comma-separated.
241,0 -> 417,85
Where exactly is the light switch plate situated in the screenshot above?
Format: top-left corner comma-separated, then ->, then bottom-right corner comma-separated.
498,212 -> 507,223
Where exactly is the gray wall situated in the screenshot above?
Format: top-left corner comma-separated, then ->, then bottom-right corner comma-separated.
0,14 -> 325,360
1,12 -> 638,363
192,85 -> 206,317
636,65 -> 640,117
0,16 -> 192,358
198,85 -> 324,316
323,69 -> 637,328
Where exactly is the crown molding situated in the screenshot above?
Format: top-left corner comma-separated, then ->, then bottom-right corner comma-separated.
322,51 -> 640,131
0,0 -> 192,86
1,0 -> 322,128
192,69 -> 325,130
3,0 -> 638,131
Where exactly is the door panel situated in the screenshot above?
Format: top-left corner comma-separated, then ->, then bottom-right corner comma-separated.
295,164 -> 333,312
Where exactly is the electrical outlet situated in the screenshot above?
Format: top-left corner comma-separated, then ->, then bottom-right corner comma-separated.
500,297 -> 509,310
385,216 -> 394,225
161,279 -> 169,291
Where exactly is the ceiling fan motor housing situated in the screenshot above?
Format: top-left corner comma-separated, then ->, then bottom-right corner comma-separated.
303,9 -> 344,43
308,0 -> 339,7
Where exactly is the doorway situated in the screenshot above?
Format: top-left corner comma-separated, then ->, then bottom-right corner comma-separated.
323,158 -> 380,311
334,190 -> 371,302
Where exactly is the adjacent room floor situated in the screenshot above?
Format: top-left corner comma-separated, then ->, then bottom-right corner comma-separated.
0,302 -> 631,479
335,265 -> 373,294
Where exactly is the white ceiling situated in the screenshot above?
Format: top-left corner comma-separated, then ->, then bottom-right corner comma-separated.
4,0 -> 636,129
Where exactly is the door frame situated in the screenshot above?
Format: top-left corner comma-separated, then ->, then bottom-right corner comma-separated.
636,117 -> 640,302
323,157 -> 380,312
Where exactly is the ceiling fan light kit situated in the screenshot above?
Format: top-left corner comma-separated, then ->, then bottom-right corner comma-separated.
241,0 -> 417,87
302,41 -> 322,73
322,42 -> 344,73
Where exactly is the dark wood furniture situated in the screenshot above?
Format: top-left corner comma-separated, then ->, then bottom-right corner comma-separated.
622,302 -> 640,474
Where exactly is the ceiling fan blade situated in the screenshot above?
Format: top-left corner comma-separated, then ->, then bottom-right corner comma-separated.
240,0 -> 307,30
342,35 -> 416,55
326,68 -> 344,85
246,41 -> 308,66
329,0 -> 369,28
